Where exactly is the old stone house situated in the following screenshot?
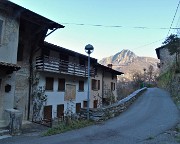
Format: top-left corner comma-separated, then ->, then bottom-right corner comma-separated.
0,0 -> 64,127
155,46 -> 176,73
0,1 -> 123,127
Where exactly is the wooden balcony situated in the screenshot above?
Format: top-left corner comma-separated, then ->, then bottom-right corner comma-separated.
35,56 -> 95,77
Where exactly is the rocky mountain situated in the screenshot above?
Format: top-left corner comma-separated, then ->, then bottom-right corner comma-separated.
99,49 -> 159,81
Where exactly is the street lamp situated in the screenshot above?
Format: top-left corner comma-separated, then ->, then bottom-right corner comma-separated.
85,44 -> 94,120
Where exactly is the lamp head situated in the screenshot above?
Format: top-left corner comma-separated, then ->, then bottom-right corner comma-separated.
85,44 -> 94,55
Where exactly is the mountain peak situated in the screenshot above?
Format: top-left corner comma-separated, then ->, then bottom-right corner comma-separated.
112,49 -> 137,65
99,49 -> 159,81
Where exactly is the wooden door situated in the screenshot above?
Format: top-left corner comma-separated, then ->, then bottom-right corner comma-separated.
57,104 -> 64,118
76,103 -> 81,113
44,105 -> 52,120
83,101 -> 87,108
93,100 -> 98,108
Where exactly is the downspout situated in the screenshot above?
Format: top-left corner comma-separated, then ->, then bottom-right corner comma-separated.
27,27 -> 58,120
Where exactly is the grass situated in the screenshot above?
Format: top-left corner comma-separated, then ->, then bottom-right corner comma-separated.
43,120 -> 94,136
175,135 -> 180,143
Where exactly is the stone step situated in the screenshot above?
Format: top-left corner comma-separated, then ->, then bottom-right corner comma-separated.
0,129 -> 9,136
0,129 -> 11,140
0,134 -> 11,140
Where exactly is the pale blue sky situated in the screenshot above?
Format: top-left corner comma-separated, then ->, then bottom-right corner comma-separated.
11,0 -> 180,60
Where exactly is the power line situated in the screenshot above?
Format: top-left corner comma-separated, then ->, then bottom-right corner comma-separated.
132,38 -> 165,50
167,0 -> 180,36
62,22 -> 180,30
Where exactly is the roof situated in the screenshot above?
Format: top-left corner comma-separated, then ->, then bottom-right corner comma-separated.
0,61 -> 21,72
42,42 -> 97,63
1,0 -> 64,30
155,45 -> 165,59
97,64 -> 124,75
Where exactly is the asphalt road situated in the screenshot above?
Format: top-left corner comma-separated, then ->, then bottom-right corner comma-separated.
1,88 -> 180,144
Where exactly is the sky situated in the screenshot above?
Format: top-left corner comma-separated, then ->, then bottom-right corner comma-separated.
10,0 -> 180,61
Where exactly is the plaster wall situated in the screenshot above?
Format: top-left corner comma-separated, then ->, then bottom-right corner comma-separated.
0,10 -> 19,64
0,71 -> 16,127
38,72 -> 88,119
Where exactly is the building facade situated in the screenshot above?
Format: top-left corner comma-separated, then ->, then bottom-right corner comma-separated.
0,0 -> 64,127
155,46 -> 176,73
0,1 -> 123,127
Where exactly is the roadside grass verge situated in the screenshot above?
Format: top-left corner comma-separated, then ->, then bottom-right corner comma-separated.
43,120 -> 94,136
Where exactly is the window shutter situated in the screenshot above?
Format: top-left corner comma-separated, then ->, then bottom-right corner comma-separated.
98,80 -> 100,90
0,19 -> 3,44
58,78 -> 65,91
45,77 -> 54,90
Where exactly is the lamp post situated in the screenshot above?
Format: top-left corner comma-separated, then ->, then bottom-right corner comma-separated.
85,44 -> 94,120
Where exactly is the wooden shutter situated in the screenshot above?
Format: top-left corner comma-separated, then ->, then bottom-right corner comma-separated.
44,105 -> 52,120
45,77 -> 54,90
57,104 -> 64,118
0,19 -> 3,44
58,78 -> 65,91
76,103 -> 81,113
98,80 -> 100,90
93,100 -> 98,108
83,101 -> 87,108
79,81 -> 84,91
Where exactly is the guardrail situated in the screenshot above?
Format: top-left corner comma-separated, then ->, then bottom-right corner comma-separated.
80,87 -> 147,121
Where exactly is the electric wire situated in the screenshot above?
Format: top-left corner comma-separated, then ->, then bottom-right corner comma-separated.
62,22 -> 179,30
167,0 -> 180,36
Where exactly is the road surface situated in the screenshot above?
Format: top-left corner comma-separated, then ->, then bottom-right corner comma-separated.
1,88 -> 180,144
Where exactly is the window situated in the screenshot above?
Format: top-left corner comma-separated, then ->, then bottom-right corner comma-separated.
17,42 -> 24,61
91,79 -> 100,90
111,82 -> 115,91
45,77 -> 54,90
79,80 -> 84,91
0,19 -> 3,44
58,78 -> 65,91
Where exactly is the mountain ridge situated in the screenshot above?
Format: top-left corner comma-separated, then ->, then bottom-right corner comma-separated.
99,49 -> 159,80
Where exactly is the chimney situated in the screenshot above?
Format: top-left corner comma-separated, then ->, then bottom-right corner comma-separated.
107,64 -> 112,69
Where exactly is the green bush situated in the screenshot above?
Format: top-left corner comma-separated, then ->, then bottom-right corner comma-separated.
43,120 -> 94,136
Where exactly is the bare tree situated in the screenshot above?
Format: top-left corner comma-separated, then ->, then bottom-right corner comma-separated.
132,71 -> 144,88
146,65 -> 154,84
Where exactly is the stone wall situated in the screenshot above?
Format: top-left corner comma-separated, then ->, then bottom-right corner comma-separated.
159,47 -> 175,73
80,87 -> 147,121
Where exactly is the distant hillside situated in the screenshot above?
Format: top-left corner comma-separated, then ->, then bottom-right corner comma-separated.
99,49 -> 159,81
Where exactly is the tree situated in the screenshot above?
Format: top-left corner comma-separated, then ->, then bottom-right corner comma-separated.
146,65 -> 154,84
162,34 -> 180,67
132,71 -> 143,88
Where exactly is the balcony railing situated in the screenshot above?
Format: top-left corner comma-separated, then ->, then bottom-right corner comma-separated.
35,56 -> 95,77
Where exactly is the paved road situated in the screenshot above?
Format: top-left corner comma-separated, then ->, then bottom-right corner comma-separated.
1,88 -> 180,144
